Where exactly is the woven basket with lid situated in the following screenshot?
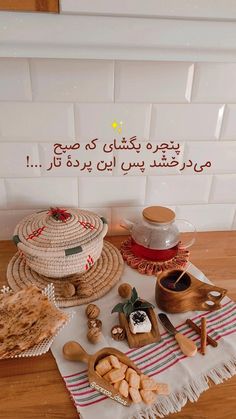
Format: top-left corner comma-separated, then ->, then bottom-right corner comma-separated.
13,208 -> 108,278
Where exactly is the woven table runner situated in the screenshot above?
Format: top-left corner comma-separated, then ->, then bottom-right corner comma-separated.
51,264 -> 236,419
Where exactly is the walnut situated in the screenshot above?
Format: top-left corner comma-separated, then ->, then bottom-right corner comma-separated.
111,325 -> 126,341
61,282 -> 76,298
76,281 -> 93,298
87,327 -> 102,344
118,283 -> 132,299
86,304 -> 100,319
88,318 -> 102,331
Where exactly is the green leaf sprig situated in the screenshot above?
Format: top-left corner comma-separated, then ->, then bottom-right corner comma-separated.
111,287 -> 154,317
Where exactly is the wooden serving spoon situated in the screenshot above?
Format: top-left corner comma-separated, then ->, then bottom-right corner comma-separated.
158,314 -> 197,357
63,341 -> 142,406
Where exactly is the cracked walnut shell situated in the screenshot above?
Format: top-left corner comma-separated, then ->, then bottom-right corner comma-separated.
87,318 -> 102,330
111,325 -> 126,341
85,304 -> 100,319
87,327 -> 101,344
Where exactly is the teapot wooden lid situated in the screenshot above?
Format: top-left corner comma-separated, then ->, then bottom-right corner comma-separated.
142,206 -> 175,224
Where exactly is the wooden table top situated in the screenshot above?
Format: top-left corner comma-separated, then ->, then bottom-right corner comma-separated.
0,231 -> 236,419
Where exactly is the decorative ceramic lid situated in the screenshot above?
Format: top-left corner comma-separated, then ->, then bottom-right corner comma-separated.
13,208 -> 107,255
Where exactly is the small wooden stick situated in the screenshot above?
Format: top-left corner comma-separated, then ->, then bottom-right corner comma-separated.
186,319 -> 218,348
173,263 -> 190,288
200,317 -> 207,355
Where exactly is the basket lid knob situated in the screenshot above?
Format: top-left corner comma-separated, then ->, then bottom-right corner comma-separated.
48,207 -> 71,222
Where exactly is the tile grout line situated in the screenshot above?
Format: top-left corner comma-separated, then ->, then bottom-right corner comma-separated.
36,142 -> 42,178
113,60 -> 116,103
72,103 -> 77,142
185,63 -> 195,103
147,103 -> 153,140
3,178 -> 9,210
77,174 -> 80,207
230,208 -> 236,230
208,174 -> 215,204
215,104 -> 226,140
27,58 -> 34,102
143,175 -> 148,205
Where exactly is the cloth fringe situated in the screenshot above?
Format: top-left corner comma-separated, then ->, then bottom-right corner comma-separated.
132,357 -> 236,419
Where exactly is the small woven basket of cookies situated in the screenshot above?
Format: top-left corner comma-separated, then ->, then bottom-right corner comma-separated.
12,208 -> 108,278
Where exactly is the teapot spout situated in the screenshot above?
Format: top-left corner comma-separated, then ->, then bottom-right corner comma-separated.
120,219 -> 134,232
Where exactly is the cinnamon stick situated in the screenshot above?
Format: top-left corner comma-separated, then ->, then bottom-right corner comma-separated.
186,318 -> 218,348
201,318 -> 207,355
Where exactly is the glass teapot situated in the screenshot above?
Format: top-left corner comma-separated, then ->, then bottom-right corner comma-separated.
121,206 -> 196,261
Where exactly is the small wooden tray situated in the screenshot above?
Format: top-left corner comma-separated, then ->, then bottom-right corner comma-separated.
119,307 -> 161,348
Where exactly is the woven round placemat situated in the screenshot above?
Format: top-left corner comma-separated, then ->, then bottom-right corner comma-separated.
7,241 -> 124,308
120,238 -> 189,276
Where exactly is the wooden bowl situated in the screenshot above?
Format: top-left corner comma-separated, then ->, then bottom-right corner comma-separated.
155,269 -> 227,313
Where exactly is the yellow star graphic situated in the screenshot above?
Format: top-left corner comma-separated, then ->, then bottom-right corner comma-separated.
112,121 -> 118,129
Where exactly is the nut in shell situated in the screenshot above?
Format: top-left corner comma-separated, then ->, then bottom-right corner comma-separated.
61,282 -> 76,298
111,325 -> 126,341
77,281 -> 93,298
87,327 -> 102,344
118,283 -> 132,299
86,304 -> 100,319
88,318 -> 102,331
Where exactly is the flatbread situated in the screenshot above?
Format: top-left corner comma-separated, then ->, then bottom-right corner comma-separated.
0,286 -> 68,359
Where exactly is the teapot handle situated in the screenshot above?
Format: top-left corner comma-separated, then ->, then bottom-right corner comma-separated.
175,219 -> 196,249
120,219 -> 134,231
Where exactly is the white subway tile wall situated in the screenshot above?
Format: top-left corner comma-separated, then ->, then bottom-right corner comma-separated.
183,142 -> 236,174
233,213 -> 236,229
146,175 -> 212,205
0,102 -> 75,140
0,143 -> 40,178
75,103 -> 151,141
78,177 -> 146,207
192,63 -> 236,103
150,104 -> 223,141
115,61 -> 192,103
0,59 -> 32,101
0,209 -> 41,240
210,175 -> 236,204
0,180 -> 7,209
221,105 -> 236,140
175,204 -> 235,231
30,59 -> 114,102
5,178 -> 78,209
0,58 -> 235,238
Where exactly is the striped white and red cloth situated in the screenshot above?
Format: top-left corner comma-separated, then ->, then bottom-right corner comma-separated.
51,264 -> 236,419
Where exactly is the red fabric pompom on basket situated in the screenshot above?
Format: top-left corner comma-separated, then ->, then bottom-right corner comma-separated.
48,207 -> 71,223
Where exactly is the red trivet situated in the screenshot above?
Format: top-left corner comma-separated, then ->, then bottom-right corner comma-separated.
120,238 -> 189,276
